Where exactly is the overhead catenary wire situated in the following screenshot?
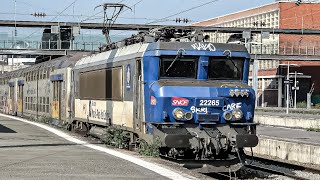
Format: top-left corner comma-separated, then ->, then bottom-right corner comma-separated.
80,0 -> 127,23
113,0 -> 221,36
145,0 -> 220,25
80,0 -> 144,38
22,0 -> 80,41
78,0 -> 129,37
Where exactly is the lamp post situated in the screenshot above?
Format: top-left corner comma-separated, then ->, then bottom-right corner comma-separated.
279,63 -> 299,114
248,42 -> 263,108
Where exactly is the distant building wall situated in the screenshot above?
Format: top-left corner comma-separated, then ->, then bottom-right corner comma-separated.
195,1 -> 320,107
279,3 -> 320,55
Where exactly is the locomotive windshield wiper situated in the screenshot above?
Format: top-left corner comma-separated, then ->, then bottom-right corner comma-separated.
228,57 -> 242,80
165,48 -> 185,73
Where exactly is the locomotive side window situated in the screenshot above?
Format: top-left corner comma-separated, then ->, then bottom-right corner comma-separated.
208,58 -> 244,80
159,56 -> 198,78
79,67 -> 123,101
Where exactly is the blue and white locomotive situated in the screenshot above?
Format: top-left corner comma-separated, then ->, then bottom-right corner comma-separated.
0,30 -> 258,172
73,38 -> 258,171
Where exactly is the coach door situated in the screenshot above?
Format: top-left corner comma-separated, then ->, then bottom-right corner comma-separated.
17,84 -> 23,116
52,81 -> 61,120
133,59 -> 144,132
9,85 -> 14,114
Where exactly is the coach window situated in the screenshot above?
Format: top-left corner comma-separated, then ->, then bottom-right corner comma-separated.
43,69 -> 47,79
208,57 -> 244,80
46,97 -> 49,113
47,67 -> 51,78
39,70 -> 42,79
159,56 -> 198,78
25,97 -> 27,110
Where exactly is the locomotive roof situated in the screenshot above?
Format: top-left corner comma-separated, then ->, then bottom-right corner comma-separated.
0,52 -> 89,79
74,42 -> 248,69
146,42 -> 248,52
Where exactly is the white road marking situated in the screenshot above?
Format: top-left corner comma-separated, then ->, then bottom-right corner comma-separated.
0,114 -> 195,180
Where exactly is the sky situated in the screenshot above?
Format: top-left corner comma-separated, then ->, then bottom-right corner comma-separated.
0,0 -> 275,37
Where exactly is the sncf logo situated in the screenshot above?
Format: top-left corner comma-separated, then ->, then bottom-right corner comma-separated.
151,96 -> 157,105
172,97 -> 189,106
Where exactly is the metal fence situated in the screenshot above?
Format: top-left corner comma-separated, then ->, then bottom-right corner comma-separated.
0,40 -> 103,51
2,40 -> 320,56
249,44 -> 320,56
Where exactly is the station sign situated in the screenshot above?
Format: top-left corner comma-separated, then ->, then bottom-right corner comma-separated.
284,80 -> 293,84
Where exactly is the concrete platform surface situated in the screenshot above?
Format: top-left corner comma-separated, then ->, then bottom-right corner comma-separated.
252,125 -> 320,165
257,125 -> 320,146
0,116 -> 170,180
255,113 -> 320,129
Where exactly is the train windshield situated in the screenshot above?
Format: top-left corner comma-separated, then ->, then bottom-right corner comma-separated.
208,58 -> 244,80
159,56 -> 197,78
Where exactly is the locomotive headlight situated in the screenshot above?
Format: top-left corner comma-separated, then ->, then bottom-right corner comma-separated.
185,112 -> 193,120
243,89 -> 249,97
229,90 -> 235,97
240,90 -> 246,97
223,111 -> 233,121
173,108 -> 184,120
232,109 -> 243,120
234,89 -> 240,97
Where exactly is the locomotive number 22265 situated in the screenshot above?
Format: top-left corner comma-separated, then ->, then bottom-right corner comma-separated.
196,98 -> 224,107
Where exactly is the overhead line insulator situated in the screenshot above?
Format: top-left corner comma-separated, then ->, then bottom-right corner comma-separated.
31,12 -> 47,18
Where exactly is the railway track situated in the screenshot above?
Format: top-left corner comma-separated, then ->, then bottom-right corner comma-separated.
245,164 -> 309,180
160,154 -> 320,179
243,156 -> 320,180
59,123 -> 320,180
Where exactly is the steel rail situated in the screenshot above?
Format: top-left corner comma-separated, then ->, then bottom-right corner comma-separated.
245,155 -> 320,180
245,164 -> 309,180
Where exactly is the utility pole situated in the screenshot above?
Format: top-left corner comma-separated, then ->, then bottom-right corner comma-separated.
286,62 -> 290,114
253,54 -> 259,107
294,71 -> 297,109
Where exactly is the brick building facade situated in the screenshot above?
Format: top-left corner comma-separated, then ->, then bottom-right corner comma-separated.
194,1 -> 320,107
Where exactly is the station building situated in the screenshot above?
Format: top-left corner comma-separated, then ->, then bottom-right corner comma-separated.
194,0 -> 320,107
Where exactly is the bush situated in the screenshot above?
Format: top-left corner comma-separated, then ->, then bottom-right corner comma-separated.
103,127 -> 130,149
315,103 -> 320,109
296,101 -> 307,108
307,128 -> 320,132
138,138 -> 160,157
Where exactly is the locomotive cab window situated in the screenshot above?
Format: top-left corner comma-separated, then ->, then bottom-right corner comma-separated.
159,56 -> 198,79
208,57 -> 244,80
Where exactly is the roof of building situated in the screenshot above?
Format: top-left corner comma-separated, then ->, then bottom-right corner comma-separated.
193,1 -> 319,26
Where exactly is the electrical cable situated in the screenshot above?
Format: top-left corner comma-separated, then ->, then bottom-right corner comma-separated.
146,0 -> 220,25
21,0 -> 79,41
113,0 -> 221,36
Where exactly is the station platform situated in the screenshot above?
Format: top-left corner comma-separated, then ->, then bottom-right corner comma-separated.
253,125 -> 320,166
0,115 -> 192,180
255,111 -> 320,129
